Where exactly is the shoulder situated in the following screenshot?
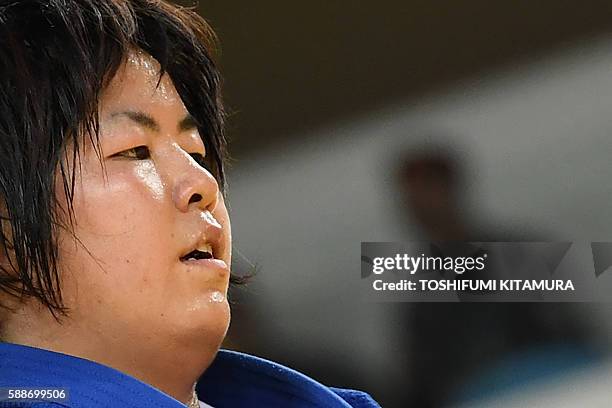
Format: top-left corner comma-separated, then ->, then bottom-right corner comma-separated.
197,349 -> 381,408
0,342 -> 188,408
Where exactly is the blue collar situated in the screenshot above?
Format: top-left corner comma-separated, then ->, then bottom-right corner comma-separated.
0,342 -> 378,408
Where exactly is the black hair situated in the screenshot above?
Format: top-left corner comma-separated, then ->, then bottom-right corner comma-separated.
0,0 -> 237,319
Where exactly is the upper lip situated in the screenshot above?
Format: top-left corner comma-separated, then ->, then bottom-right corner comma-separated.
180,211 -> 224,262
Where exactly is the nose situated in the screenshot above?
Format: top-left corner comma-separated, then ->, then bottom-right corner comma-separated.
170,149 -> 220,214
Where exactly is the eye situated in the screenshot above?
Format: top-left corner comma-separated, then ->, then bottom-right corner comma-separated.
112,146 -> 150,160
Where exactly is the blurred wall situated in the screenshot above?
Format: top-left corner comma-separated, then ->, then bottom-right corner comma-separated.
197,0 -> 612,155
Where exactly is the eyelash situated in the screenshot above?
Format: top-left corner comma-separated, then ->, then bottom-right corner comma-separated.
112,146 -> 208,169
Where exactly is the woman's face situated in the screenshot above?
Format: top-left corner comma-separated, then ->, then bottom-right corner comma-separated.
54,50 -> 231,362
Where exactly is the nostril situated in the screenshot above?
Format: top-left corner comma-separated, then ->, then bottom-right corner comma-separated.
188,193 -> 202,204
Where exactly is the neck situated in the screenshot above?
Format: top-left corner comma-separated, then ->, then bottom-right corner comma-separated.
2,305 -> 210,406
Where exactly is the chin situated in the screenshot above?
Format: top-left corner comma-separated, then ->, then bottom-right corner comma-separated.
172,299 -> 230,350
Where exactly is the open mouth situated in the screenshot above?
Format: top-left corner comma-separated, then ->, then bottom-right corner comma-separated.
180,243 -> 214,261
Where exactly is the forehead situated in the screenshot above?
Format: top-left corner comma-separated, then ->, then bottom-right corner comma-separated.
99,49 -> 188,118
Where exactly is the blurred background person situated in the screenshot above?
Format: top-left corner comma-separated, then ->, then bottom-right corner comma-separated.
394,146 -> 601,407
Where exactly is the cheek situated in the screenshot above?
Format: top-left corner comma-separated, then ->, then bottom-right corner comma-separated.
57,163 -> 174,299
76,161 -> 166,230
70,161 -> 171,245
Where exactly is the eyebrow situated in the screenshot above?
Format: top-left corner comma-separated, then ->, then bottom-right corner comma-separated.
110,110 -> 199,133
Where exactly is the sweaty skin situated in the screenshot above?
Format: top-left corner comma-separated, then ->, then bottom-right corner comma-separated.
1,50 -> 232,405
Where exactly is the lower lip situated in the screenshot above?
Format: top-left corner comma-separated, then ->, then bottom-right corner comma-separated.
180,258 -> 229,274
